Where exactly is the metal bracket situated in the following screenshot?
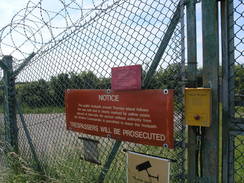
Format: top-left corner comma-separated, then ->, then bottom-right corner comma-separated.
0,56 -> 12,71
13,52 -> 35,77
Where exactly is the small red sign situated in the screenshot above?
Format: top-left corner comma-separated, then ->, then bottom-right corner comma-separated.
111,65 -> 142,90
65,89 -> 174,148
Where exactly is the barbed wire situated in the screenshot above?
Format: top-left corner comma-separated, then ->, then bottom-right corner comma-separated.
0,0 -> 116,63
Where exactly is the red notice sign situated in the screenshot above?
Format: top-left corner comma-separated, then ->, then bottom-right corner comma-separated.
111,65 -> 141,90
65,89 -> 174,148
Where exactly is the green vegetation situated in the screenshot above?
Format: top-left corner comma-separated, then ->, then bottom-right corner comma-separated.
1,65 -> 192,114
0,153 -> 49,183
235,65 -> 244,95
20,106 -> 64,114
7,64 -> 243,115
16,71 -> 109,110
234,135 -> 244,182
235,106 -> 244,118
0,146 -> 128,183
0,64 -> 243,182
0,145 -> 181,183
0,105 -> 64,114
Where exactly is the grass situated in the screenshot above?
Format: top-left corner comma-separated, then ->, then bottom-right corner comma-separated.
220,104 -> 244,183
0,152 -> 53,183
20,106 -> 64,114
0,138 -> 125,183
235,106 -> 244,118
0,150 -> 125,183
0,141 -> 183,183
0,151 -> 83,183
0,137 -> 242,183
44,155 -> 101,183
0,105 -> 64,114
0,104 -> 243,182
0,141 -> 50,183
234,135 -> 244,183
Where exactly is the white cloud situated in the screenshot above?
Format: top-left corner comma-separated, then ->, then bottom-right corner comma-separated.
0,0 -> 37,28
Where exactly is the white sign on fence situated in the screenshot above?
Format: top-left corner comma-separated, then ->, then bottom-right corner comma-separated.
127,151 -> 170,183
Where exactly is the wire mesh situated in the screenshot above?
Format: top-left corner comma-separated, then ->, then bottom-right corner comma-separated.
0,108 -> 5,169
228,0 -> 244,182
0,0 -> 186,182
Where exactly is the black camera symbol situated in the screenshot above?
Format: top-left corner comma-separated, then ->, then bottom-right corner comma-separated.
136,161 -> 159,181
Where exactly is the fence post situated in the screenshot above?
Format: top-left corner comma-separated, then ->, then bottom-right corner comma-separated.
221,0 -> 235,182
2,56 -> 18,153
201,0 -> 219,182
186,0 -> 198,182
1,53 -> 41,171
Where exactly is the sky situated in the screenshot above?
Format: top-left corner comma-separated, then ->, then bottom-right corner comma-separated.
0,0 -> 187,60
0,0 -> 113,61
0,0 -> 38,59
0,0 -> 31,28
0,0 -> 243,74
0,0 -> 98,27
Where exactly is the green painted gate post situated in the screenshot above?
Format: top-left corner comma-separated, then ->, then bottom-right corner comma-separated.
221,0 -> 235,182
201,0 -> 219,182
2,56 -> 18,153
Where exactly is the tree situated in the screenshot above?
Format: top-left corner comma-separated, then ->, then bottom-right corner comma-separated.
78,71 -> 99,89
235,65 -> 244,103
98,77 -> 111,89
18,79 -> 51,108
148,63 -> 182,90
50,73 -> 70,106
235,65 -> 244,94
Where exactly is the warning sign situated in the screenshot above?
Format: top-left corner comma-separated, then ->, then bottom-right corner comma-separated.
127,151 -> 170,183
65,89 -> 174,148
185,88 -> 211,127
112,65 -> 142,90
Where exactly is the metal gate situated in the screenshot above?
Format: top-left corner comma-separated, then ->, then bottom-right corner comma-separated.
222,0 -> 244,183
1,0 -> 243,182
0,0 -> 187,182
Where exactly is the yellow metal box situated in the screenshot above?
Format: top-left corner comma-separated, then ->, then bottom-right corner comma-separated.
185,88 -> 211,127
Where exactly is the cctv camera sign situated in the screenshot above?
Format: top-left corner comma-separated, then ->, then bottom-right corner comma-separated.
127,151 -> 170,183
65,89 -> 174,148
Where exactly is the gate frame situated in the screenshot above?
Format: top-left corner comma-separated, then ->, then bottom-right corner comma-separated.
186,0 -> 220,182
221,0 -> 233,182
201,1 -> 220,182
221,0 -> 244,182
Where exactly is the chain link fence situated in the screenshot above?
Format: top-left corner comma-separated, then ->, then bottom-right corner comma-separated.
0,108 -> 5,169
1,0 -> 243,182
228,0 -> 244,182
0,0 -> 186,182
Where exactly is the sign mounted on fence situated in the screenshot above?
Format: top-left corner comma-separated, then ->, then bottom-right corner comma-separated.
185,88 -> 211,127
127,151 -> 170,183
111,65 -> 142,90
65,89 -> 174,148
